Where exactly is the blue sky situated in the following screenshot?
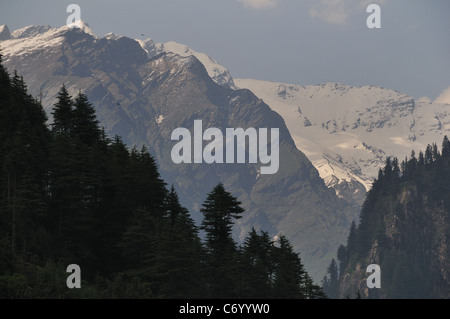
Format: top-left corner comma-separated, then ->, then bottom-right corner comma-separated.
1,0 -> 449,101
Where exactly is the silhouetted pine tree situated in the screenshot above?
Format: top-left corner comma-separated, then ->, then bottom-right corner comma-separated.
442,136 -> 450,159
51,85 -> 74,135
200,183 -> 244,298
322,259 -> 339,298
118,148 -> 167,275
239,228 -> 274,298
271,235 -> 306,299
0,70 -> 49,255
72,91 -> 101,146
152,186 -> 205,298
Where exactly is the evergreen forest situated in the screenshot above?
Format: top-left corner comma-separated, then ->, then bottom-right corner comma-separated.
0,55 -> 324,299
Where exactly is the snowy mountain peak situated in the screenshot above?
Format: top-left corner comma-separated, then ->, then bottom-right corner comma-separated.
10,25 -> 53,39
135,38 -> 157,57
8,21 -> 97,40
2,22 -> 233,89
65,20 -> 97,38
0,22 -> 101,59
153,41 -> 236,89
1,26 -> 65,58
103,32 -> 121,40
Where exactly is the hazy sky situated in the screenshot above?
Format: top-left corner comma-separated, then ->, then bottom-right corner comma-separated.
0,0 -> 449,101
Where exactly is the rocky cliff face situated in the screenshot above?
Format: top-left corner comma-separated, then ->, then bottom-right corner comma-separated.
337,152 -> 450,298
0,24 -> 356,282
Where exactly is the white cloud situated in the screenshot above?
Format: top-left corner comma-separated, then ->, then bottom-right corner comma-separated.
237,0 -> 278,9
309,0 -> 386,25
435,87 -> 450,104
309,0 -> 348,25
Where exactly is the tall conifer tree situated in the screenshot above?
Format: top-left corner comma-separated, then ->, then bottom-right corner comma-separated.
200,183 -> 244,298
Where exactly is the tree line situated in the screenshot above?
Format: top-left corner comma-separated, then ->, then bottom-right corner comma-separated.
0,55 -> 324,299
322,136 -> 450,298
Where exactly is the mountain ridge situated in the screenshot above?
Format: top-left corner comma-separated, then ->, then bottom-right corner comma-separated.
235,78 -> 450,211
0,23 -> 356,282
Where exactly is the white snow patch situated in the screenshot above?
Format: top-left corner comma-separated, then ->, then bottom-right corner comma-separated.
104,32 -> 121,40
11,25 -> 52,39
155,41 -> 235,88
135,38 -> 156,56
66,20 -> 97,38
156,115 -> 164,125
0,29 -> 65,57
235,78 -> 450,195
1,21 -> 98,59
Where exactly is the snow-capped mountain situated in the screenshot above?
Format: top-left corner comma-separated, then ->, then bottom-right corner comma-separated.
130,35 -> 450,210
3,21 -> 449,214
154,41 -> 235,89
0,23 -> 356,282
234,79 -> 450,209
126,35 -> 450,210
134,38 -> 236,89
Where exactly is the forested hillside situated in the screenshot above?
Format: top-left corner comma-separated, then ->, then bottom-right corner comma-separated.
0,55 -> 324,299
322,137 -> 450,298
